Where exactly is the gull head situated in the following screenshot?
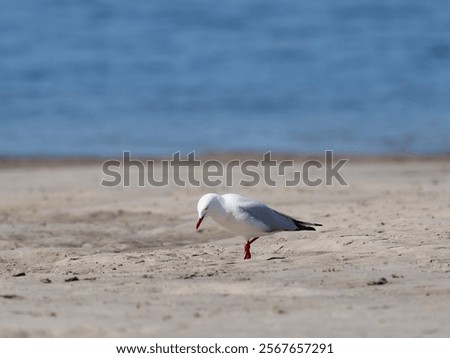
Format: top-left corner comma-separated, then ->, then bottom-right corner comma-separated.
196,193 -> 221,230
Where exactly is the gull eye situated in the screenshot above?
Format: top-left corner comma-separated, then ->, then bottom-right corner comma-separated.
204,206 -> 209,211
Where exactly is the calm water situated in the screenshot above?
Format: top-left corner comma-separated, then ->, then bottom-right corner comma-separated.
1,0 -> 450,157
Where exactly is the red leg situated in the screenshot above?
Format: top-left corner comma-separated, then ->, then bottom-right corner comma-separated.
244,242 -> 251,260
243,237 -> 259,260
249,237 -> 259,245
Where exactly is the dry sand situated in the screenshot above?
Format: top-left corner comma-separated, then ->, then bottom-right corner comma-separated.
0,155 -> 449,337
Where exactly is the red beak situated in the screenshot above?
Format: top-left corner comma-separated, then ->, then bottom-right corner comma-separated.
195,216 -> 204,230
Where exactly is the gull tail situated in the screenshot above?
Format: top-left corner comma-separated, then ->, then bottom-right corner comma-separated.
292,219 -> 322,231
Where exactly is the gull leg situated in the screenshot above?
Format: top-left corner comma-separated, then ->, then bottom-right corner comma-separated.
244,242 -> 251,260
243,237 -> 259,260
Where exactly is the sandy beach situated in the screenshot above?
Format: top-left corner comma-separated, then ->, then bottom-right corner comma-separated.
0,155 -> 449,337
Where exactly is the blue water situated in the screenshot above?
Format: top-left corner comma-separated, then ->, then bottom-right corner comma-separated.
1,0 -> 450,157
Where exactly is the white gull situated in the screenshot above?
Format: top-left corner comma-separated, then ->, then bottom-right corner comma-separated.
195,193 -> 322,259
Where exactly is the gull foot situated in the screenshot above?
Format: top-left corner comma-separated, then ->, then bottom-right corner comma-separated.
244,242 -> 251,260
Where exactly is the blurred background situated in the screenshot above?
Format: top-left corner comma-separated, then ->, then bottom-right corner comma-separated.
1,0 -> 449,157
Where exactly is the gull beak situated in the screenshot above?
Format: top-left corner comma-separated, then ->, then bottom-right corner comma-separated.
195,215 -> 204,230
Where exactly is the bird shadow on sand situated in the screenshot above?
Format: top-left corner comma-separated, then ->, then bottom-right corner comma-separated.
266,256 -> 286,261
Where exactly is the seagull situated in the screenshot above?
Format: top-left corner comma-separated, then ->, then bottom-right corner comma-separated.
195,193 -> 322,260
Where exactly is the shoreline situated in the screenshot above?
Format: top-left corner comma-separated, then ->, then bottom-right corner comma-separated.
1,152 -> 449,169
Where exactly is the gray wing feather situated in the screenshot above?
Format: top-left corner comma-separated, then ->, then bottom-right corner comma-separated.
238,203 -> 302,232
